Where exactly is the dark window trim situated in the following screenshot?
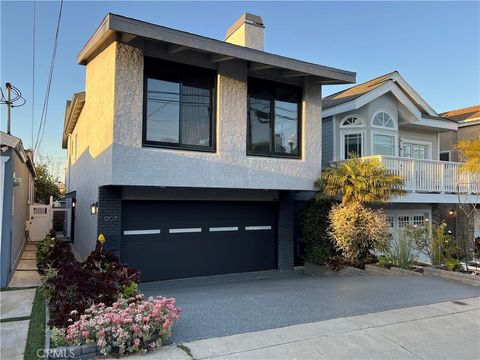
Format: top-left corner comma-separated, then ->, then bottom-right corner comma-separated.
142,57 -> 217,152
247,77 -> 302,159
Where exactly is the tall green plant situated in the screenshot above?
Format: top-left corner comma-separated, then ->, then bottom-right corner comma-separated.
388,225 -> 419,269
301,200 -> 335,265
315,156 -> 406,205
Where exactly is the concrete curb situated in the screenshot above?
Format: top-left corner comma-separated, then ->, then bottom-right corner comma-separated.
423,267 -> 480,287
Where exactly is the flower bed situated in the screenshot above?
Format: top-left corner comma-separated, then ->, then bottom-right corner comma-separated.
66,295 -> 180,356
37,235 -> 181,357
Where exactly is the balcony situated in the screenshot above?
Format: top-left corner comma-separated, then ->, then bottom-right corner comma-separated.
358,156 -> 479,203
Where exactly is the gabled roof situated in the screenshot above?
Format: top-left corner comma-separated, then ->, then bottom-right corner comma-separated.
1,132 -> 36,177
440,105 -> 480,123
323,71 -> 397,109
78,13 -> 355,85
321,71 -> 458,131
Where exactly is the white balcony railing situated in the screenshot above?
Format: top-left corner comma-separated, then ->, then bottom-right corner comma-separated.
357,155 -> 480,194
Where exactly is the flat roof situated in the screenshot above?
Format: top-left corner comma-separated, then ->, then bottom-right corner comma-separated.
78,13 -> 356,85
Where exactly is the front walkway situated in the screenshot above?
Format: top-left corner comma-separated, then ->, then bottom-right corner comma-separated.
135,296 -> 480,359
1,242 -> 40,359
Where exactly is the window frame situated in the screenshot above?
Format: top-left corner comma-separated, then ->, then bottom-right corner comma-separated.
142,58 -> 217,152
371,131 -> 398,157
247,77 -> 303,159
340,129 -> 365,159
371,110 -> 397,130
439,151 -> 451,162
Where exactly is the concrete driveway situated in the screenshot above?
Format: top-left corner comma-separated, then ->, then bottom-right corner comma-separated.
140,269 -> 480,344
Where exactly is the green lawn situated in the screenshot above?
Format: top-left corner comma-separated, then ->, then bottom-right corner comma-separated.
23,288 -> 46,360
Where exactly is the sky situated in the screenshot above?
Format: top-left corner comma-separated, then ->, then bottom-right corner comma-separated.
1,1 -> 479,180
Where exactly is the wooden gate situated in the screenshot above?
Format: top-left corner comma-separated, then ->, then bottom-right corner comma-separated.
28,204 -> 52,242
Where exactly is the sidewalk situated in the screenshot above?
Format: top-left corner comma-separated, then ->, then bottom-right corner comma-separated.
137,296 -> 480,360
1,242 -> 40,360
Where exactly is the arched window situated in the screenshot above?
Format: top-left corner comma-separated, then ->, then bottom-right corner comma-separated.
372,111 -> 395,129
340,115 -> 365,128
340,115 -> 365,159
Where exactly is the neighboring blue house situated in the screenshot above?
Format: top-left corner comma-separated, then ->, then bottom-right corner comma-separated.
1,132 -> 36,287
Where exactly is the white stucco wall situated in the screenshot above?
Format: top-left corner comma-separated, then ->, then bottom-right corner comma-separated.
111,41 -> 323,191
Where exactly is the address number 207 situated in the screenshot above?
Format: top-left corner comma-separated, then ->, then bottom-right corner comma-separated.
104,216 -> 118,222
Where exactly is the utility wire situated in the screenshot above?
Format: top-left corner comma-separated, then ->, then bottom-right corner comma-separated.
34,0 -> 63,154
31,0 -> 36,149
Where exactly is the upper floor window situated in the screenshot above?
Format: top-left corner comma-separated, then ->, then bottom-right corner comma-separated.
247,78 -> 301,158
340,116 -> 365,128
372,111 -> 395,129
143,58 -> 216,151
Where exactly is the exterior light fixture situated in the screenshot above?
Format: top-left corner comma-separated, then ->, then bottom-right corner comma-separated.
72,200 -> 76,208
425,218 -> 429,222
90,202 -> 98,215
449,209 -> 455,216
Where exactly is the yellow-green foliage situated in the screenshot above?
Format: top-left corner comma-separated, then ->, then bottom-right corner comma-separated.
455,138 -> 480,173
316,156 -> 406,205
329,202 -> 390,264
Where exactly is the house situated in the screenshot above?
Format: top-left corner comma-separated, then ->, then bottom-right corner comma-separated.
319,72 -> 479,242
1,132 -> 36,287
62,13 -> 355,281
439,105 -> 480,241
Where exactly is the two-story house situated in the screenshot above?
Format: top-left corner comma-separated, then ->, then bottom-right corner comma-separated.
320,72 -> 479,240
62,13 -> 355,281
439,105 -> 480,241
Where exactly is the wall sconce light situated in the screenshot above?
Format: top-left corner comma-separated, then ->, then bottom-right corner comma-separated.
72,199 -> 76,208
90,202 -> 98,215
425,218 -> 429,222
449,209 -> 455,216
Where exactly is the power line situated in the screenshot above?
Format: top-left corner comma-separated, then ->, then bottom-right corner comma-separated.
31,0 -> 36,149
34,0 -> 64,154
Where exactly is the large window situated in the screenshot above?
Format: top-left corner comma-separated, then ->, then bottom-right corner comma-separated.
344,133 -> 363,158
373,134 -> 395,156
340,115 -> 365,159
403,142 -> 429,159
143,58 -> 216,150
247,78 -> 301,158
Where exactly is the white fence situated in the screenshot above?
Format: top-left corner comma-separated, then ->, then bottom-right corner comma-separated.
358,156 -> 479,194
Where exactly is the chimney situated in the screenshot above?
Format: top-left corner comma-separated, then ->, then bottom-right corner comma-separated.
225,13 -> 264,51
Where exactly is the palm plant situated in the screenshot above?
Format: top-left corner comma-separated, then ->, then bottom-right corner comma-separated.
455,138 -> 480,173
315,156 -> 406,205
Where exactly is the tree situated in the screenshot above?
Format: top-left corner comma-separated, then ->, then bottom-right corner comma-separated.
455,138 -> 480,173
35,161 -> 62,204
315,156 -> 406,205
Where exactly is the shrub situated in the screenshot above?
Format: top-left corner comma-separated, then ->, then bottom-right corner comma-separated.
36,236 -> 76,275
328,202 -> 389,267
446,258 -> 462,272
36,236 -> 56,267
326,255 -> 348,271
65,295 -> 181,356
46,251 -> 141,328
51,327 -> 69,348
301,200 -> 336,265
39,265 -> 58,300
413,223 -> 458,265
387,225 -> 418,269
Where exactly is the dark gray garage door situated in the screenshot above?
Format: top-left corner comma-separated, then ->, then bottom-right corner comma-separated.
121,201 -> 277,282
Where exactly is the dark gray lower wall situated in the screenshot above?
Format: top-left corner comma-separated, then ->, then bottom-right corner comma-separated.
277,191 -> 295,270
97,186 -> 122,256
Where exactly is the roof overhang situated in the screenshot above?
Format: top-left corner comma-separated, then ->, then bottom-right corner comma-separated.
322,79 -> 457,131
78,13 -> 356,85
1,132 -> 36,177
62,92 -> 85,149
